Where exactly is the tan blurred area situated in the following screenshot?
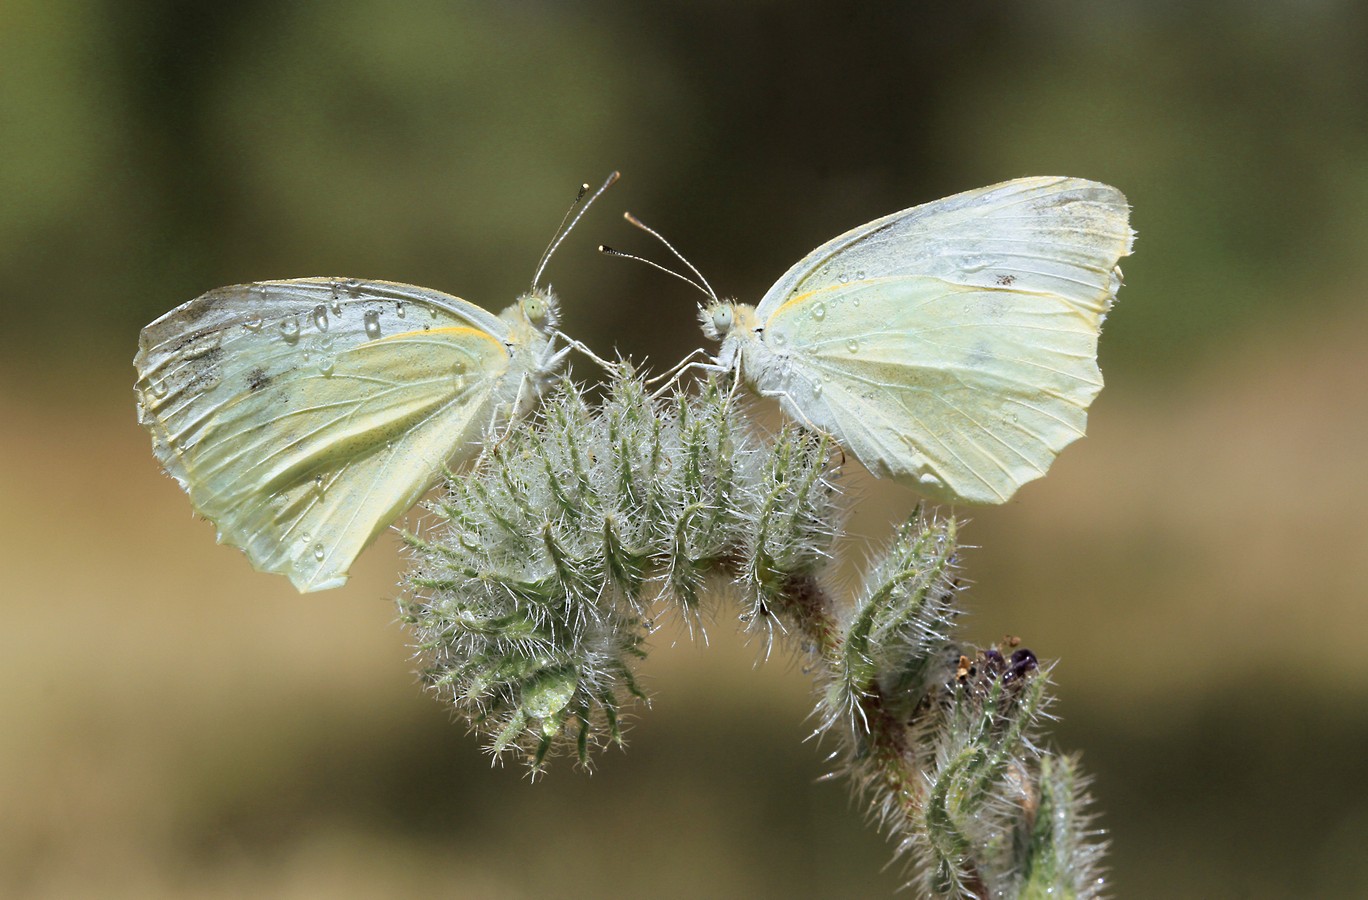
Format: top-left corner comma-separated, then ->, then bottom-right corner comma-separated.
3,2 -> 1367,897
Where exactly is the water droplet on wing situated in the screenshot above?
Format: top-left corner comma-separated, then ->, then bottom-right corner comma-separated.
312,304 -> 329,332
279,317 -> 301,343
180,335 -> 220,360
363,310 -> 382,339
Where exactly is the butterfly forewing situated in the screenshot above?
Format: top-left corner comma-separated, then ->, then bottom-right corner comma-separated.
759,177 -> 1132,320
135,279 -> 516,591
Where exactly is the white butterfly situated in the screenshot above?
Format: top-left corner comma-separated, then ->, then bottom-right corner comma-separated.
698,176 -> 1134,505
135,175 -> 617,591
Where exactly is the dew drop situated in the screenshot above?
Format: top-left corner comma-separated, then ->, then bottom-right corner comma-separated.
962,256 -> 990,273
300,531 -> 312,543
318,355 -> 335,377
345,278 -> 361,293
846,338 -> 860,354
149,378 -> 169,398
812,381 -> 823,398
279,316 -> 301,343
919,471 -> 944,490
852,297 -> 861,308
772,330 -> 788,347
312,543 -> 326,561
313,474 -> 326,496
242,316 -> 264,333
811,302 -> 826,321
180,336 -> 220,360
363,310 -> 382,339
312,304 -> 329,332
460,532 -> 480,550
395,299 -> 407,318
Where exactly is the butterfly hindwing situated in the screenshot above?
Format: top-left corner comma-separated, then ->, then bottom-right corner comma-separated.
763,274 -> 1104,503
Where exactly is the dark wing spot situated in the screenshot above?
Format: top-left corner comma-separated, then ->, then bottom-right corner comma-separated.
995,274 -> 1017,286
184,346 -> 225,393
247,367 -> 271,392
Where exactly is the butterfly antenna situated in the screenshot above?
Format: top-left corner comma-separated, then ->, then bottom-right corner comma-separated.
532,171 -> 620,289
598,244 -> 715,301
623,211 -> 719,302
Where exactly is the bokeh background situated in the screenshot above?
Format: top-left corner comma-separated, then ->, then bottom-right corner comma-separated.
4,1 -> 1367,896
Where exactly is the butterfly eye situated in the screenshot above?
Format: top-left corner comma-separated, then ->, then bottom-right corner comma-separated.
711,305 -> 733,334
522,295 -> 547,323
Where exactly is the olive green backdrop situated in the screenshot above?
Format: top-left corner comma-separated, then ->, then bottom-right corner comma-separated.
4,1 -> 1366,896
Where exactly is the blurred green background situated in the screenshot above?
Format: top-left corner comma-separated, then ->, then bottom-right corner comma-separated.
4,1 -> 1367,896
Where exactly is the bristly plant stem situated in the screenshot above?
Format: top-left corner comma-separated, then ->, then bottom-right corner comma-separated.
400,371 -> 1107,898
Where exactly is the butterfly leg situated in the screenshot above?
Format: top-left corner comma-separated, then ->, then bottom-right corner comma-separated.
646,358 -> 729,401
645,347 -> 712,387
726,363 -> 746,403
752,383 -> 841,453
551,329 -> 621,376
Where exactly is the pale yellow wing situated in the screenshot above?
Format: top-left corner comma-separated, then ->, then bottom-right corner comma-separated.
757,177 -> 1132,320
752,178 -> 1133,504
135,279 -> 513,591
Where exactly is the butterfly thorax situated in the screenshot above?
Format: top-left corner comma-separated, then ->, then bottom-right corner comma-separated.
497,287 -> 563,418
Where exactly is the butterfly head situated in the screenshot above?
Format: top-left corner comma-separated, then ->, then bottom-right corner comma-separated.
511,287 -> 561,331
699,301 -> 759,342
